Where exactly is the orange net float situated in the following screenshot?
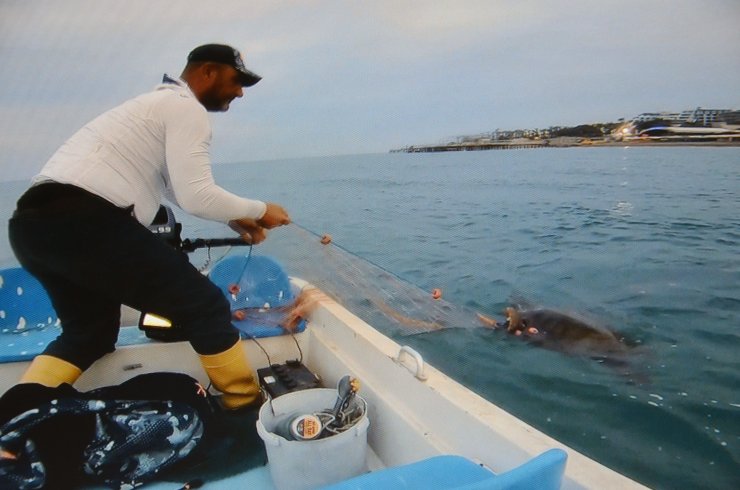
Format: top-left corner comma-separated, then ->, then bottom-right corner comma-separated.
320,234 -> 332,245
228,284 -> 240,295
233,310 -> 246,321
431,288 -> 442,300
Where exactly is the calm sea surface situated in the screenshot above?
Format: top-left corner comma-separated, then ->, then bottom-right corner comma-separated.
1,147 -> 738,489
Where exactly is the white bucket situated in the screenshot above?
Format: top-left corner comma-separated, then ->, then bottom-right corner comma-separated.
257,388 -> 370,490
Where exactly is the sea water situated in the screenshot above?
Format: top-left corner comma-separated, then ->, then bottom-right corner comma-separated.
1,147 -> 738,489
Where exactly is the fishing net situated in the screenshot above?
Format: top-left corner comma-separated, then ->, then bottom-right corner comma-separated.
219,223 -> 493,336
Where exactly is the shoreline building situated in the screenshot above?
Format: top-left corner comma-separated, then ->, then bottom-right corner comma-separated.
715,110 -> 740,129
631,107 -> 732,126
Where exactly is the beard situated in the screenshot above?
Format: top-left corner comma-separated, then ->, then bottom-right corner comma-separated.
198,87 -> 232,112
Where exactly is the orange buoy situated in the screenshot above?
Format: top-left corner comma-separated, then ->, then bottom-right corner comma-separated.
320,234 -> 332,245
228,284 -> 240,295
233,310 -> 246,321
431,288 -> 442,300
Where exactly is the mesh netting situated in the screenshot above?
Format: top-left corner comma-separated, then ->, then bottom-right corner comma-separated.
237,223 -> 491,336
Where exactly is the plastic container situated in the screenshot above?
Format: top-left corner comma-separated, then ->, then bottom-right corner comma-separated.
257,388 -> 370,490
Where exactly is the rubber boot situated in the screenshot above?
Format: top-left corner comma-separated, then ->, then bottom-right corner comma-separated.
198,340 -> 261,410
19,354 -> 82,387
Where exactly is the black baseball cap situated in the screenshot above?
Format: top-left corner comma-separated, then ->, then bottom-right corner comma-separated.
187,44 -> 262,87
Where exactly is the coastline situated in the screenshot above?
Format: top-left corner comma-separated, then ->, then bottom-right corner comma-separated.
572,139 -> 740,148
391,138 -> 740,153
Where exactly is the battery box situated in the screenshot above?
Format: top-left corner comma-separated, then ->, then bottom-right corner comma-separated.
258,360 -> 321,399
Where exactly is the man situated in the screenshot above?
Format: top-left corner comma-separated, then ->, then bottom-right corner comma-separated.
8,44 -> 290,410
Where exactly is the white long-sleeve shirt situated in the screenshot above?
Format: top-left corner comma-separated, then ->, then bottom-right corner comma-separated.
34,76 -> 267,225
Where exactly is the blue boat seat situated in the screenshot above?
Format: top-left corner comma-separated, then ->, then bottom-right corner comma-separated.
0,256 -> 305,363
0,267 -> 60,363
320,449 -> 567,490
208,254 -> 306,338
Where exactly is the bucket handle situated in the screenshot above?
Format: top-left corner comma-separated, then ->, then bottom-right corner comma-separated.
256,420 -> 283,447
394,345 -> 427,381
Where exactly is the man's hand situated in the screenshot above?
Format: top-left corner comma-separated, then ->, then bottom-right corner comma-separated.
229,203 -> 289,244
228,218 -> 267,245
257,203 -> 291,229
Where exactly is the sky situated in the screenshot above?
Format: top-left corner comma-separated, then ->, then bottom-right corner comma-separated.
1,0 -> 739,181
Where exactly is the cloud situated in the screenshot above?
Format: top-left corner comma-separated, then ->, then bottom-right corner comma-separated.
1,0 -> 738,180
